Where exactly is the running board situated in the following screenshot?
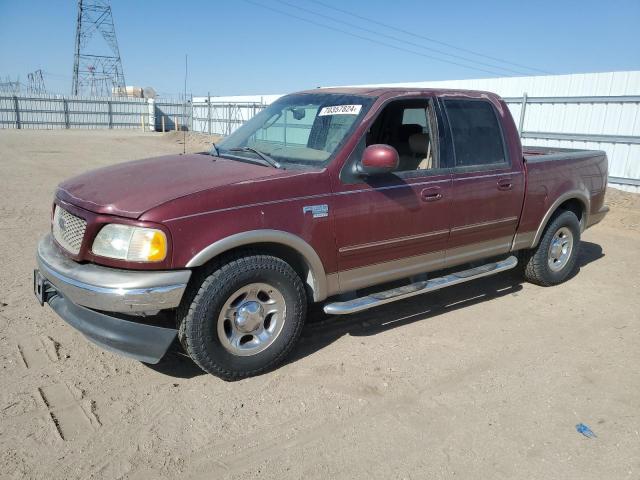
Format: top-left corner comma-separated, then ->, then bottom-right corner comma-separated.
323,255 -> 518,315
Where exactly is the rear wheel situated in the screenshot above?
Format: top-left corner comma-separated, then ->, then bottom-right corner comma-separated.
178,255 -> 307,380
520,210 -> 581,286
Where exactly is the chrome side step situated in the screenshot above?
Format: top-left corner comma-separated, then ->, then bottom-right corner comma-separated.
323,255 -> 518,315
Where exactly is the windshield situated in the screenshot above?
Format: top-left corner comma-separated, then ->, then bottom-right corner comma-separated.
215,93 -> 373,168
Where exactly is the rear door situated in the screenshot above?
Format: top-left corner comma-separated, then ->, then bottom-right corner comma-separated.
441,97 -> 525,267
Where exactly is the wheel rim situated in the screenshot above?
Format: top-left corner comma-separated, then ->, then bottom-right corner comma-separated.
547,226 -> 574,272
217,282 -> 286,356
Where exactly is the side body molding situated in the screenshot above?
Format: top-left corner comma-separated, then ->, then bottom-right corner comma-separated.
531,190 -> 590,248
185,230 -> 329,301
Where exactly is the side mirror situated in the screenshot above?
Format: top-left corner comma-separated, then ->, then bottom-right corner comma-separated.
357,144 -> 399,175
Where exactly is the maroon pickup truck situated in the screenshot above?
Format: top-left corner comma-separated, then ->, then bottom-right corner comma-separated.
34,87 -> 609,379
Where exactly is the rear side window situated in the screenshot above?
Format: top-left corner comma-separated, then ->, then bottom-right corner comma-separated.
444,99 -> 506,168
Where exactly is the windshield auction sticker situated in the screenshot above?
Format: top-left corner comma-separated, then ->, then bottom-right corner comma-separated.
318,105 -> 362,116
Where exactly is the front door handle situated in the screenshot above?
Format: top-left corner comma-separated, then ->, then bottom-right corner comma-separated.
421,187 -> 443,202
497,178 -> 513,191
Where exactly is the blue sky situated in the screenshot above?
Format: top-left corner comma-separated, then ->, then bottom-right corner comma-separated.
1,0 -> 639,97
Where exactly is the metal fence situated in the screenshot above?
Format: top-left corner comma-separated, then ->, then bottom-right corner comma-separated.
0,94 -> 266,136
192,100 -> 265,136
0,94 -> 151,129
2,91 -> 639,190
154,100 -> 190,132
503,95 -> 640,187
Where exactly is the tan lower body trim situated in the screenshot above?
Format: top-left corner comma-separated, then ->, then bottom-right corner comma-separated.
335,236 -> 514,295
511,231 -> 536,251
338,250 -> 445,293
445,236 -> 514,269
325,273 -> 340,298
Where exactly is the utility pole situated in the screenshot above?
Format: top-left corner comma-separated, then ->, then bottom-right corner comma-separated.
71,0 -> 126,97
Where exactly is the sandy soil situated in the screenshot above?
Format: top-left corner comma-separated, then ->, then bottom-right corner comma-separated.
0,129 -> 639,479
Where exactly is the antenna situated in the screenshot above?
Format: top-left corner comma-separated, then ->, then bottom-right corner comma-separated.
183,54 -> 188,155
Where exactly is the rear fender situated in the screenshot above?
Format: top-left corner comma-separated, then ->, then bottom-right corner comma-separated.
531,191 -> 590,247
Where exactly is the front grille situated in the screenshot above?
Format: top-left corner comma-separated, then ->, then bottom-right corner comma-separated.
52,206 -> 87,255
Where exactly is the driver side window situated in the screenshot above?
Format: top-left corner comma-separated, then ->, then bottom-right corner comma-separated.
366,99 -> 438,173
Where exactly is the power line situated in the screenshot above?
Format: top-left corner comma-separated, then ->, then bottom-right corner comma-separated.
308,0 -> 550,75
243,0 -> 512,77
275,0 -> 530,77
41,70 -> 73,79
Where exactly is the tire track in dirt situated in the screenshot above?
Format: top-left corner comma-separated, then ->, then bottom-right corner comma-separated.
16,335 -> 60,368
13,335 -> 101,444
37,383 -> 97,442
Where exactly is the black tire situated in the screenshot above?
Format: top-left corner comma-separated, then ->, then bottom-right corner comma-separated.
520,209 -> 581,286
178,254 -> 307,380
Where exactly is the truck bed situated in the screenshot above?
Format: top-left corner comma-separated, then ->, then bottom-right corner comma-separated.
516,145 -> 608,241
523,145 -> 606,163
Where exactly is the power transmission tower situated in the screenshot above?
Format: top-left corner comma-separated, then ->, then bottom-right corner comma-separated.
71,0 -> 126,97
0,76 -> 22,94
27,70 -> 47,94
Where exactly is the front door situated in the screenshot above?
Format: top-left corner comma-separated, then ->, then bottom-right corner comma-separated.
331,98 -> 452,293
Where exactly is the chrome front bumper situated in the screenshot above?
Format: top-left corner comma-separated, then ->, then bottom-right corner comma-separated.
36,234 -> 191,314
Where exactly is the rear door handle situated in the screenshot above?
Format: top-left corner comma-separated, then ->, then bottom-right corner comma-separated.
421,187 -> 443,202
497,178 -> 513,191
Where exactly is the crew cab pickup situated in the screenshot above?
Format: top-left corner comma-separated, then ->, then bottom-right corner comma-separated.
34,87 -> 609,379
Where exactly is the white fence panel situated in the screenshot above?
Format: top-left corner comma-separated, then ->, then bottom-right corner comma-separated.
0,94 -> 150,130
502,95 -> 640,191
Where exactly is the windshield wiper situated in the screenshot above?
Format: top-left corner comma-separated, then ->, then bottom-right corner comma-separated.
229,147 -> 281,169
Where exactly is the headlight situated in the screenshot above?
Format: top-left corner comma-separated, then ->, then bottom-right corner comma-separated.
92,224 -> 167,262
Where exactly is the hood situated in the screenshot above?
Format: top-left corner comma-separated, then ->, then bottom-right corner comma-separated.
57,154 -> 287,219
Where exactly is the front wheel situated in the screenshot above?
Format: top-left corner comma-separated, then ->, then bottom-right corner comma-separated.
520,209 -> 581,286
178,255 -> 307,380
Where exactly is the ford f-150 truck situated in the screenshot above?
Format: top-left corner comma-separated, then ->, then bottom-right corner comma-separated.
34,87 -> 609,379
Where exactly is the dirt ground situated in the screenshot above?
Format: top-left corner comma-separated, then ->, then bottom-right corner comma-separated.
1,129 -> 639,480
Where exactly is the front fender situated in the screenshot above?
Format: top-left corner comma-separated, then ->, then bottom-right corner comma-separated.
185,229 -> 331,302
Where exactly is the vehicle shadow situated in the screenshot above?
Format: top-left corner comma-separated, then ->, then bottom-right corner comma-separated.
143,345 -> 206,379
567,239 -> 604,281
290,271 -> 524,365
288,240 -> 604,367
145,241 -> 604,379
